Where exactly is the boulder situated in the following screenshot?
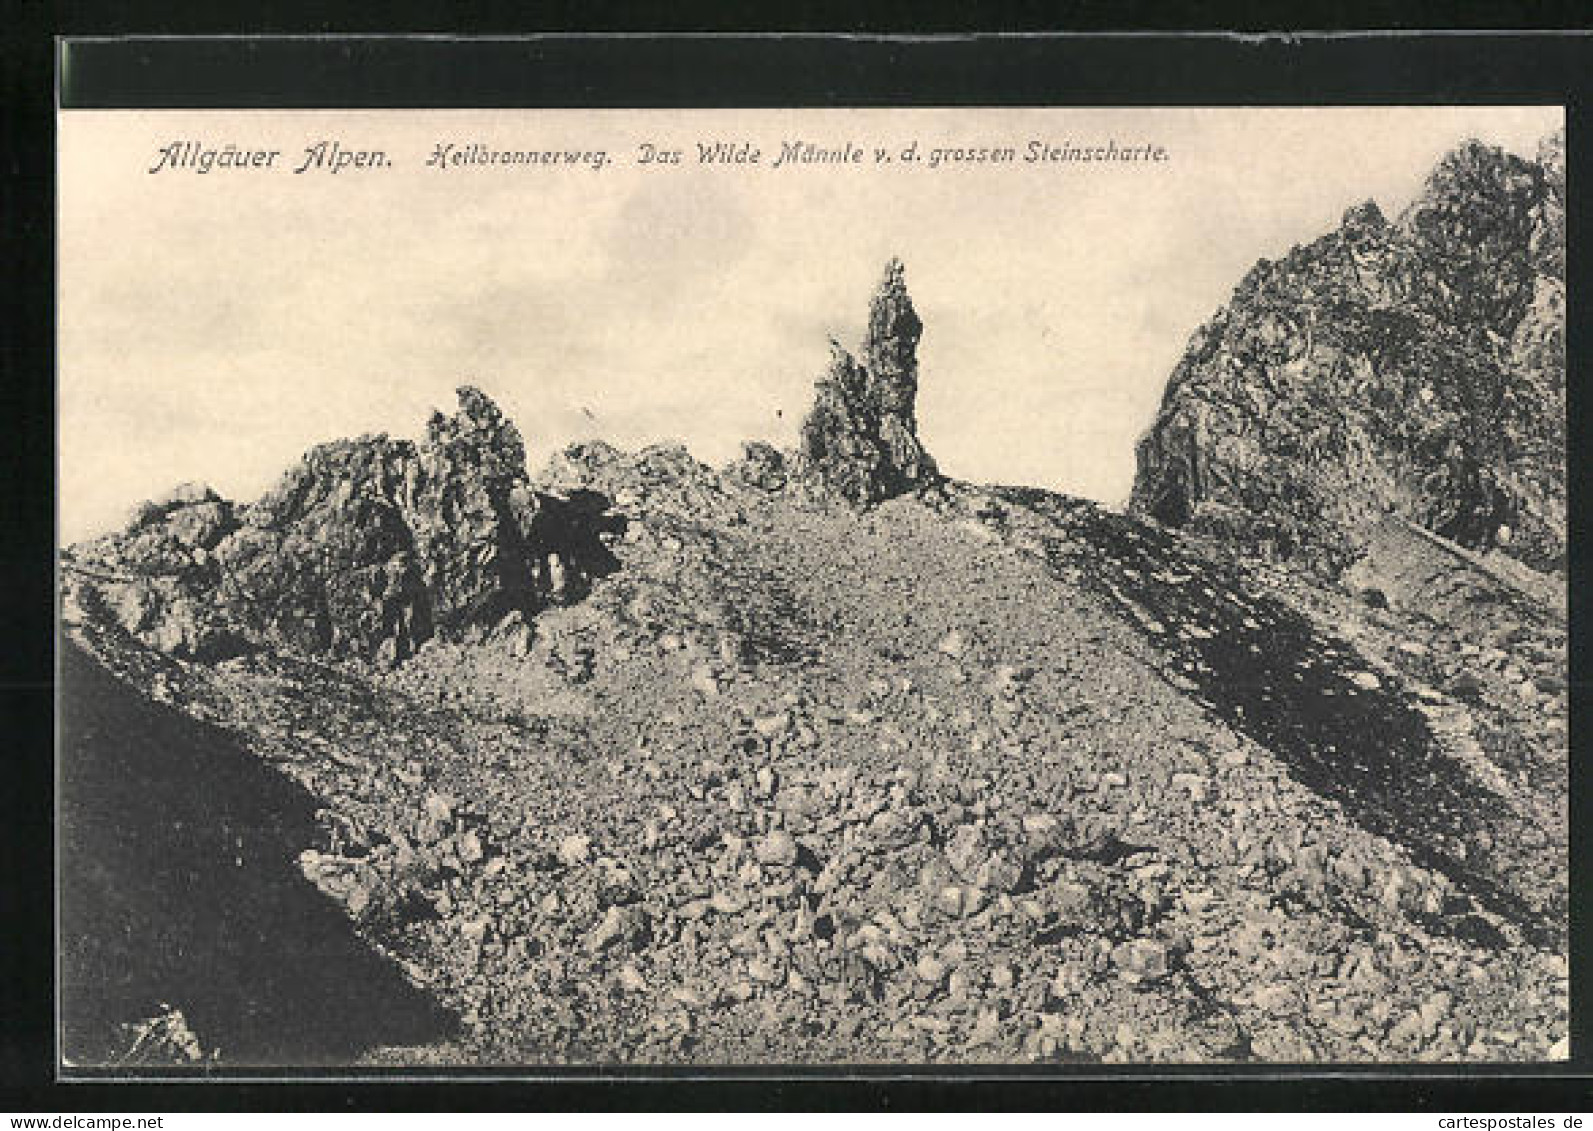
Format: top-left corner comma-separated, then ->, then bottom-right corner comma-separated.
728,441 -> 789,491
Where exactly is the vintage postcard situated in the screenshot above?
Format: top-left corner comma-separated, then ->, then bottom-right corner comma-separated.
57,104 -> 1566,1070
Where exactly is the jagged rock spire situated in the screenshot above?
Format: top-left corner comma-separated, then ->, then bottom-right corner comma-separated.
800,259 -> 939,506
864,258 -> 924,416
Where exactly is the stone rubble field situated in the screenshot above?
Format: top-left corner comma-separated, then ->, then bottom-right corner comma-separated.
62,440 -> 1566,1065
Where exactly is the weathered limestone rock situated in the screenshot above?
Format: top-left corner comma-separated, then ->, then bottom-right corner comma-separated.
800,259 -> 939,506
1131,132 -> 1565,575
65,387 -> 620,664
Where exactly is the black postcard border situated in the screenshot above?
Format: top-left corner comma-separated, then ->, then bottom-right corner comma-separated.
9,29 -> 1593,1110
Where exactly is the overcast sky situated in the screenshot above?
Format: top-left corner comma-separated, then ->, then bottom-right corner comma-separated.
58,106 -> 1561,542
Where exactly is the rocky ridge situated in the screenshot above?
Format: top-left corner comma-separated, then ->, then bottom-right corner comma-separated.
1131,131 -> 1565,575
62,386 -> 621,667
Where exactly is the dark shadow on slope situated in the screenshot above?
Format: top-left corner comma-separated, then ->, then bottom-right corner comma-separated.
994,488 -> 1557,951
716,553 -> 822,667
58,640 -> 457,1067
526,488 -> 627,606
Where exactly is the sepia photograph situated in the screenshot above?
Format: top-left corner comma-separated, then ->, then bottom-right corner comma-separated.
55,104 -> 1567,1071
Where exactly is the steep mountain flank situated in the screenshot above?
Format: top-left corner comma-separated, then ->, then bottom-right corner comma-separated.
1131,132 -> 1565,574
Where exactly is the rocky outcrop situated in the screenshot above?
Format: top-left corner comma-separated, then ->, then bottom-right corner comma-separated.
726,441 -> 789,492
799,259 -> 939,506
1131,131 -> 1565,574
63,387 -> 620,664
